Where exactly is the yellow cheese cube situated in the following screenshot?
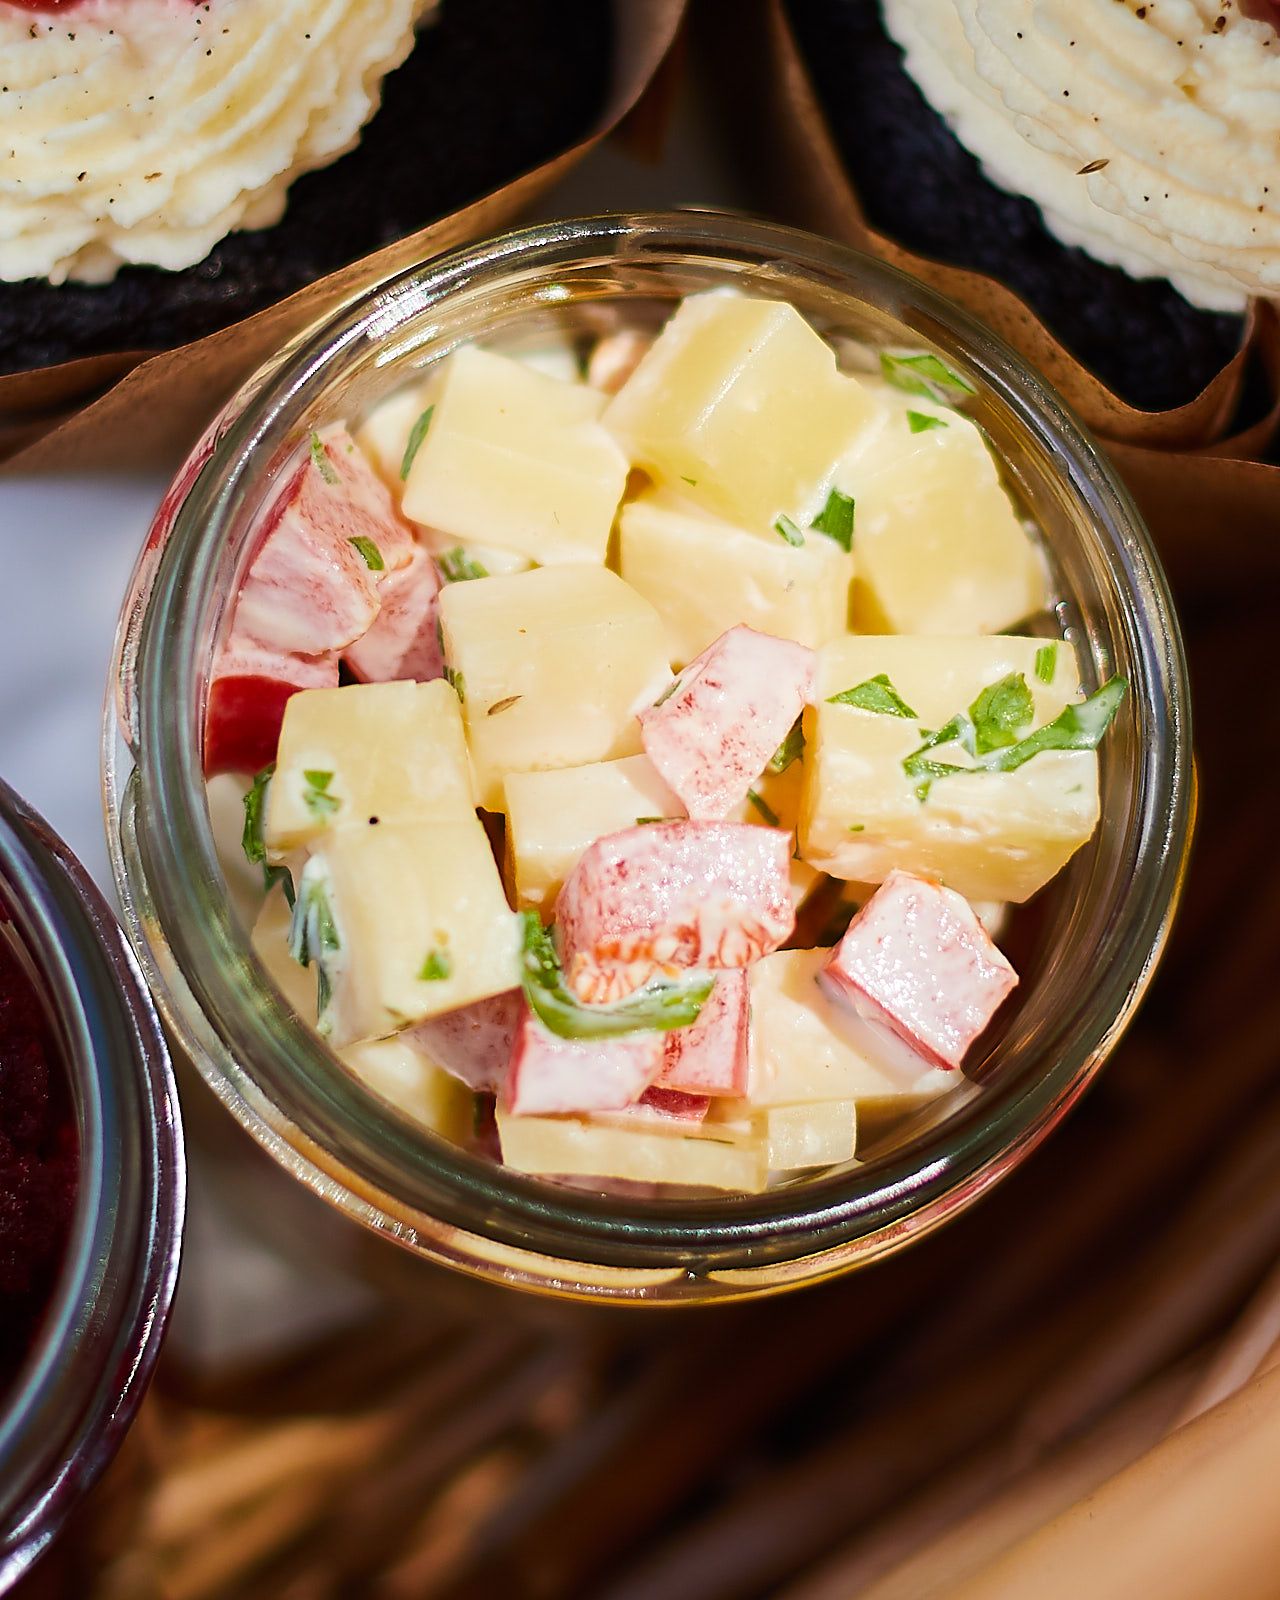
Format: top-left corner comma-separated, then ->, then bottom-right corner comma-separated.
310,818 -> 519,1046
263,680 -> 475,857
604,291 -> 876,535
250,884 -> 317,1021
836,382 -> 1047,635
761,1100 -> 857,1170
496,1109 -> 767,1192
748,949 -> 955,1106
438,566 -> 671,812
339,1036 -> 472,1142
503,755 -> 682,911
800,634 -> 1100,902
354,380 -> 438,489
401,345 -> 628,565
618,491 -> 853,666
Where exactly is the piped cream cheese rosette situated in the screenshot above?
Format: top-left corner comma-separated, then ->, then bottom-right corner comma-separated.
0,0 -> 434,285
883,0 -> 1280,312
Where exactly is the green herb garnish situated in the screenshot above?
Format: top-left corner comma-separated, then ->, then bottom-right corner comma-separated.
288,862 -> 342,1030
811,488 -> 855,552
419,947 -> 452,981
902,678 -> 1126,799
519,911 -> 712,1040
768,718 -> 805,775
241,763 -> 296,905
879,351 -> 976,403
438,547 -> 488,584
635,816 -> 676,826
969,672 -> 1034,756
774,513 -> 805,548
399,404 -> 434,480
652,677 -> 683,708
348,535 -> 385,572
976,676 -> 1127,774
302,769 -> 341,820
681,475 -> 699,487
847,824 -> 865,832
827,673 -> 918,719
309,431 -> 339,486
1035,643 -> 1059,685
746,788 -> 781,827
444,664 -> 466,703
907,410 -> 948,434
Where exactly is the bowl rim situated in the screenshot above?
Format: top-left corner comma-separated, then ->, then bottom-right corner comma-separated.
109,210 -> 1192,1291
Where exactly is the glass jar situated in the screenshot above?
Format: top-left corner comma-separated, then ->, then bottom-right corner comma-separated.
0,780 -> 183,1591
105,212 -> 1191,1304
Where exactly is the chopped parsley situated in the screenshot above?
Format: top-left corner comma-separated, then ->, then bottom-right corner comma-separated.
879,351 -> 976,403
519,911 -> 712,1039
847,823 -> 865,832
302,769 -> 341,820
241,763 -> 295,905
681,475 -> 699,487
438,547 -> 488,584
1035,643 -> 1059,684
348,535 -> 384,572
399,404 -> 434,479
746,788 -> 781,827
419,946 -> 452,981
635,815 -> 676,826
774,513 -> 805,547
903,677 -> 1127,800
444,664 -> 466,703
288,861 -> 342,1029
907,410 -> 948,434
652,677 -> 683,708
969,672 -> 1034,755
768,717 -> 805,774
309,431 -> 339,485
827,673 -> 918,719
811,488 -> 855,552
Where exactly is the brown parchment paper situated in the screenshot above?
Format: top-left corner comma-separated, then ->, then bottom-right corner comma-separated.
0,0 -> 687,474
719,0 -> 1280,593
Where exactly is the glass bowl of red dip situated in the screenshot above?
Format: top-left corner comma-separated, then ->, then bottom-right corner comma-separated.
0,779 -> 182,1592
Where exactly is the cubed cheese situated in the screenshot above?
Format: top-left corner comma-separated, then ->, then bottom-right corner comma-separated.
308,818 -> 519,1046
504,755 -> 683,911
748,948 -> 956,1106
799,635 -> 1101,902
343,546 -> 444,686
558,821 -> 795,1004
405,989 -> 521,1095
354,382 -> 438,489
497,1108 -> 767,1192
659,971 -> 749,1097
760,1100 -> 857,1170
401,345 -> 629,565
205,635 -> 338,777
836,382 -> 1047,635
504,1001 -> 663,1116
639,626 -> 815,820
264,679 -> 475,856
438,566 -> 671,812
618,491 -> 852,666
604,291 -> 875,534
339,1036 -> 473,1141
822,871 -> 1017,1071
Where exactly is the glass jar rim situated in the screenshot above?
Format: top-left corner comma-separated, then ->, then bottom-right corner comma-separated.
0,779 -> 183,1588
115,211 -> 1191,1284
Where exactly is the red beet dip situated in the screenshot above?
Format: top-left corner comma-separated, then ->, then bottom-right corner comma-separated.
0,921 -> 78,1396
